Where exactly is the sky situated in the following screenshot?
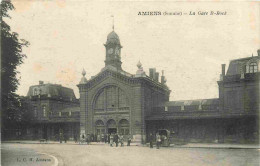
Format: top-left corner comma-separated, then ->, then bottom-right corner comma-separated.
6,0 -> 260,100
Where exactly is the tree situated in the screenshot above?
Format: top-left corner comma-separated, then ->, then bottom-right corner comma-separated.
1,0 -> 29,139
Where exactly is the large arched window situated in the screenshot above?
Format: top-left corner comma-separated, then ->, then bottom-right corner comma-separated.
94,86 -> 129,111
107,119 -> 117,128
249,62 -> 258,73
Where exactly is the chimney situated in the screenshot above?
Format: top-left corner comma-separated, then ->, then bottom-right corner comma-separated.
161,70 -> 165,84
149,68 -> 156,80
257,49 -> 260,56
155,72 -> 159,82
221,64 -> 226,76
39,81 -> 44,85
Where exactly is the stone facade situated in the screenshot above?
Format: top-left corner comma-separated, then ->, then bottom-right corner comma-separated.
22,28 -> 259,144
24,82 -> 80,141
78,30 -> 170,143
78,29 -> 259,144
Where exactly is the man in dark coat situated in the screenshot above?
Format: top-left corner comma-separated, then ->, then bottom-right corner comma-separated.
127,134 -> 131,146
114,133 -> 119,147
104,134 -> 107,143
107,134 -> 110,144
149,133 -> 153,148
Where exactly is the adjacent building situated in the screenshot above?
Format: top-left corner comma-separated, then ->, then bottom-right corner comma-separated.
24,82 -> 80,140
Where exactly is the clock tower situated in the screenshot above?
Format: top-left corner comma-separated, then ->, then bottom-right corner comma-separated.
104,30 -> 122,70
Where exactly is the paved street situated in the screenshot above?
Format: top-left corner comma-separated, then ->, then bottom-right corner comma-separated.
1,143 -> 259,166
1,144 -> 57,166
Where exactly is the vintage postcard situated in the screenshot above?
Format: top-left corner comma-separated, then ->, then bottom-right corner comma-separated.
1,0 -> 259,166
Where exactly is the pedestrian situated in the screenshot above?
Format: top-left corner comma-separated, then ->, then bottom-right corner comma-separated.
127,134 -> 131,146
149,133 -> 153,148
119,134 -> 124,147
90,133 -> 94,142
101,134 -> 104,142
64,134 -> 67,143
97,134 -> 101,142
59,132 -> 63,143
110,133 -> 114,147
81,134 -> 85,144
86,134 -> 90,145
114,133 -> 119,147
74,134 -> 78,143
104,134 -> 107,143
108,134 -> 110,144
156,133 -> 161,149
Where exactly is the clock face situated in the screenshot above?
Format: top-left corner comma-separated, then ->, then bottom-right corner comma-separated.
115,48 -> 120,55
108,48 -> 113,54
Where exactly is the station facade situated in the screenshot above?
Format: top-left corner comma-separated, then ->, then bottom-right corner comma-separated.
22,29 -> 259,144
78,29 -> 259,143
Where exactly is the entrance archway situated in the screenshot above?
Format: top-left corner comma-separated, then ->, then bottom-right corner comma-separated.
95,120 -> 105,136
107,119 -> 117,134
119,119 -> 129,136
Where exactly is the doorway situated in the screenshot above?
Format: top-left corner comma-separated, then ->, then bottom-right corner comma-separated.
108,128 -> 117,134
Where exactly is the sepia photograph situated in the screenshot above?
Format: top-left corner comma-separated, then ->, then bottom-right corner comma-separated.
1,0 -> 260,166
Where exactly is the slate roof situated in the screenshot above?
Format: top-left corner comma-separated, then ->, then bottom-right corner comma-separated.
27,83 -> 77,101
226,56 -> 259,76
163,98 -> 219,107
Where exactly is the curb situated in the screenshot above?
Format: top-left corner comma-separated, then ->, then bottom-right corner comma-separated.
2,141 -> 259,149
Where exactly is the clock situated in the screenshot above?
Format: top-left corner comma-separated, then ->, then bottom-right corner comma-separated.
108,48 -> 113,54
115,48 -> 120,55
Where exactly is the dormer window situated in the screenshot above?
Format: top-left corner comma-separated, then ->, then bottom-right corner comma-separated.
249,62 -> 258,73
33,89 -> 38,96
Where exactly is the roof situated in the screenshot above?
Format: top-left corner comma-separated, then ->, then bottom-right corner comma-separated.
163,98 -> 219,107
226,56 -> 259,76
106,31 -> 121,45
27,83 -> 77,101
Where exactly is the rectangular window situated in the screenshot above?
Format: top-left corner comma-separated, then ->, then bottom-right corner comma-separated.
120,129 -> 124,135
181,105 -> 184,111
34,106 -> 37,117
59,112 -> 61,117
43,106 -> 46,117
165,106 -> 168,112
69,111 -> 72,116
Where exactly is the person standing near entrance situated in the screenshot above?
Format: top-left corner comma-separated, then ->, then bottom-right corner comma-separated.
86,134 -> 91,145
114,133 -> 119,147
107,134 -> 110,144
119,134 -> 124,147
127,134 -> 131,146
104,134 -> 107,143
59,132 -> 63,143
149,133 -> 153,148
156,133 -> 161,149
110,133 -> 114,147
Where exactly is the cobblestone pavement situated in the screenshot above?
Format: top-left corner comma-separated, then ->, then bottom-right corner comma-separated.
1,143 -> 259,166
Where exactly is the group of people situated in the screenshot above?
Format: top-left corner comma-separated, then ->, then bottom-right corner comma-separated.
149,133 -> 167,149
80,133 -> 132,147
107,133 -> 132,147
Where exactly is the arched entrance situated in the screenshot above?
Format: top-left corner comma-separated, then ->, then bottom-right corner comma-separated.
95,120 -> 105,136
119,119 -> 129,136
107,119 -> 117,134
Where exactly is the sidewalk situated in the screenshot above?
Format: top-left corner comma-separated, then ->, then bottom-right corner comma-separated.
2,140 -> 260,149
